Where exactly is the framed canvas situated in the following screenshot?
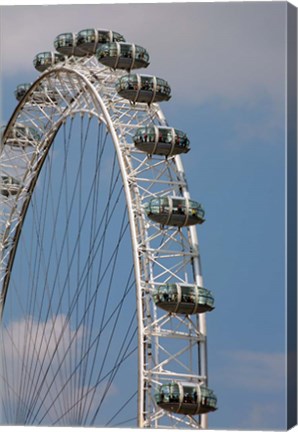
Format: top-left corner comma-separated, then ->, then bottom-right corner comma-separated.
0,1 -> 297,431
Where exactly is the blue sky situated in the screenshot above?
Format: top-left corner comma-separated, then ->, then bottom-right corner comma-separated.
0,1 -> 291,430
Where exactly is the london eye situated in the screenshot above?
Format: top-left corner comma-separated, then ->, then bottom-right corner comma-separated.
0,28 -> 217,428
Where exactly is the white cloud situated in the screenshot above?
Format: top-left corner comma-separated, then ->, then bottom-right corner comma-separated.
0,315 -> 117,425
245,401 -> 286,429
2,314 -> 84,365
216,349 -> 286,393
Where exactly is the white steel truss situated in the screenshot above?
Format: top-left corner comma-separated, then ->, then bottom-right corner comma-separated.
0,55 -> 209,428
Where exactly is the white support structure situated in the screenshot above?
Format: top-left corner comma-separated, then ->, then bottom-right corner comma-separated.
0,53 -> 212,428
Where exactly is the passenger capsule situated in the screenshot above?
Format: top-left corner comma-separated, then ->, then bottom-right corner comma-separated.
15,83 -> 32,101
116,74 -> 171,104
54,32 -> 86,57
33,52 -> 66,72
133,126 -> 190,156
155,382 -> 217,415
0,176 -> 21,197
96,42 -> 149,70
145,196 -> 205,227
153,283 -> 214,314
76,28 -> 126,54
2,124 -> 41,149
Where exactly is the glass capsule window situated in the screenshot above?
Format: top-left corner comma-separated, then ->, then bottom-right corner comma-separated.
77,29 -> 125,46
163,383 -> 180,402
148,198 -> 162,214
14,83 -> 31,101
157,383 -> 199,404
115,75 -> 138,91
133,126 -> 156,143
147,127 -> 156,142
160,197 -> 169,206
98,43 -> 149,63
175,130 -> 190,149
97,44 -> 110,58
146,197 -> 172,214
103,43 -> 119,57
166,284 -> 178,301
133,127 -> 147,142
197,288 -> 214,308
97,42 -> 150,70
172,198 -> 187,215
156,197 -> 170,213
200,386 -> 217,410
120,43 -> 131,57
54,33 -> 75,49
134,127 -> 188,146
145,196 -> 205,227
135,46 -> 149,62
33,52 -> 65,71
183,386 -> 198,403
133,126 -> 190,156
53,33 -> 87,57
180,286 -> 195,304
112,31 -> 125,42
77,29 -> 96,44
97,30 -> 110,43
155,382 -> 217,415
160,128 -> 173,143
140,76 -> 154,91
188,199 -> 205,219
153,283 -> 214,314
144,127 -> 157,142
153,284 -> 179,304
141,76 -> 171,100
156,77 -> 171,97
35,52 -> 50,66
116,74 -> 171,104
97,30 -> 125,43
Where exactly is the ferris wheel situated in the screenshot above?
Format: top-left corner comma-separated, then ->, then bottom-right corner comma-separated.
0,28 -> 217,428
